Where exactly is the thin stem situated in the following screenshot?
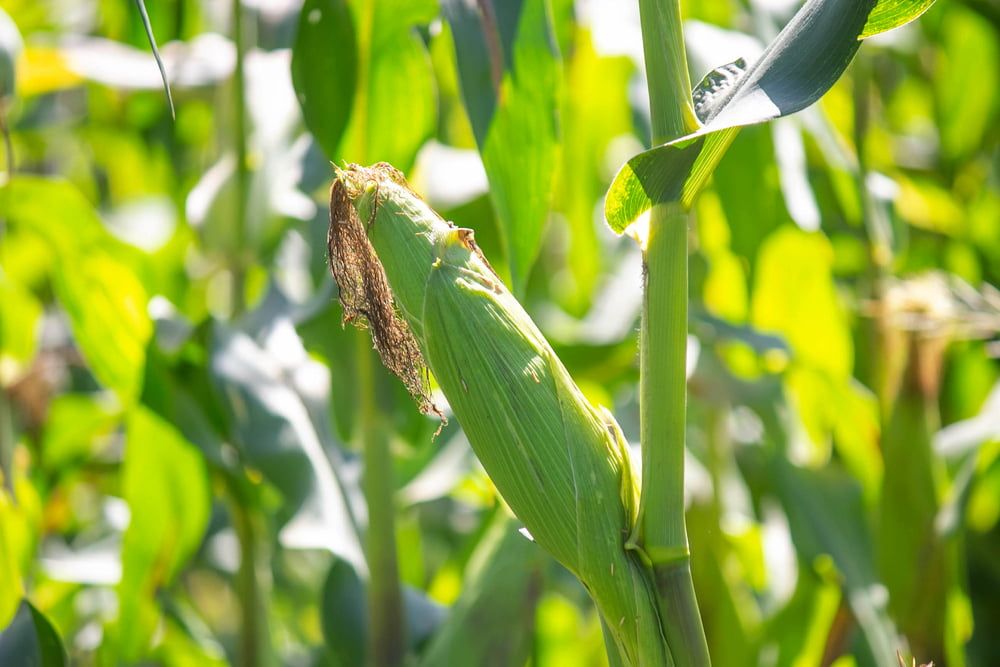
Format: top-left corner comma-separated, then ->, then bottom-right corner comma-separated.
635,1 -> 710,665
230,0 -> 249,315
355,331 -> 406,667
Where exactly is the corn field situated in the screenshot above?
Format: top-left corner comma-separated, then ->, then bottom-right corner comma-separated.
0,0 -> 998,665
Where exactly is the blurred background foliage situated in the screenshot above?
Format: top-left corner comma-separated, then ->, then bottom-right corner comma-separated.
0,0 -> 997,665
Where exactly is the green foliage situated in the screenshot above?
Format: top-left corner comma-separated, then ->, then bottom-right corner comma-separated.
0,0 -> 998,665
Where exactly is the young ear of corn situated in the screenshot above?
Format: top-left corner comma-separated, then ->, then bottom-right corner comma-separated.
329,163 -> 673,666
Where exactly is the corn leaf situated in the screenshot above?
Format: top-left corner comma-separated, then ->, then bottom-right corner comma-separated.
2,178 -> 152,402
442,0 -> 561,293
292,0 -> 357,160
604,0 -> 939,234
118,407 -> 210,661
420,517 -> 544,667
0,600 -> 67,667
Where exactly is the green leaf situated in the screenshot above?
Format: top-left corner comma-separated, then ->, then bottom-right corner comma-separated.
604,0 -> 938,234
118,406 -> 210,661
0,274 -> 42,385
2,178 -> 152,401
321,557 -> 446,666
0,491 -> 25,628
773,458 -> 900,666
421,516 -> 544,667
0,600 -> 68,667
751,227 -> 851,379
40,394 -> 121,470
860,0 -> 937,39
554,29 -> 636,314
292,0 -> 357,160
209,322 -> 364,567
443,0 -> 561,292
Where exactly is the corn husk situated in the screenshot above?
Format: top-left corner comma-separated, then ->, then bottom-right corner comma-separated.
329,163 -> 671,665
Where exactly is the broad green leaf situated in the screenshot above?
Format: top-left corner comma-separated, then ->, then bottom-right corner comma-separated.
292,0 -> 357,160
421,517 -> 544,667
0,600 -> 67,667
878,355 -> 952,663
763,558 -> 842,667
348,0 -> 437,170
2,178 -> 152,401
443,0 -> 561,292
40,394 -> 121,470
604,0 -> 939,234
934,7 -> 998,160
118,406 -> 210,661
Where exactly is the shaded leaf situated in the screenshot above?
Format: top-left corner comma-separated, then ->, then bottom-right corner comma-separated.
292,0 -> 357,160
0,600 -> 68,667
421,516 -> 544,667
209,321 -> 364,568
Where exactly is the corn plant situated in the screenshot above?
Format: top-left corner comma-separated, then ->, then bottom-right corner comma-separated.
329,1 -> 941,664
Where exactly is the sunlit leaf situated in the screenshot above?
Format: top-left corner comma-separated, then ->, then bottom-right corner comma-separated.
443,0 -> 561,292
860,0 -> 937,39
605,0 -> 939,234
2,178 -> 152,401
0,491 -> 25,628
0,275 -> 41,385
118,407 -> 211,660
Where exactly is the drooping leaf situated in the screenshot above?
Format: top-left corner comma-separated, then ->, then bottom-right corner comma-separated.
292,0 -> 357,160
0,600 -> 67,667
443,0 -> 561,292
118,406 -> 211,661
604,0 -> 939,234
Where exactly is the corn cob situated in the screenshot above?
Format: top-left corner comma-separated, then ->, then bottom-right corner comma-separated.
329,163 -> 672,665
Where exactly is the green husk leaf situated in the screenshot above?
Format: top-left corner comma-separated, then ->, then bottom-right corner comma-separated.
604,0 -> 937,234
